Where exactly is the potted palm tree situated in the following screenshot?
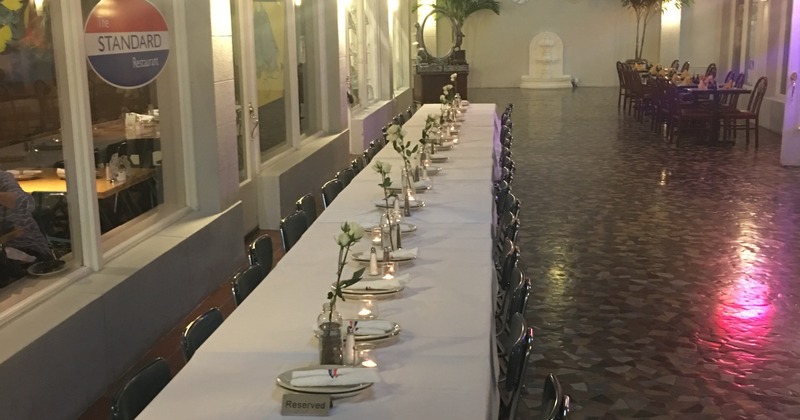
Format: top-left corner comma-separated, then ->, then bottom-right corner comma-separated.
622,0 -> 693,62
414,0 -> 501,62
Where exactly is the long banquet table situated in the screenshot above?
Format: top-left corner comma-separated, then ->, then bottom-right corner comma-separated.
139,103 -> 502,419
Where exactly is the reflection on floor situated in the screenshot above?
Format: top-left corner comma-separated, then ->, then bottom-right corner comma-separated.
469,87 -> 800,419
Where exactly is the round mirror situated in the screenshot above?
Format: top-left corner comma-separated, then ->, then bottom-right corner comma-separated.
417,12 -> 458,63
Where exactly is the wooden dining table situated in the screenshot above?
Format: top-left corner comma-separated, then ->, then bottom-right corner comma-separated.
17,167 -> 155,199
684,87 -> 751,143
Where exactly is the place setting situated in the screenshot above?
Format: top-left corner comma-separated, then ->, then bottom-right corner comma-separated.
276,222 -> 402,401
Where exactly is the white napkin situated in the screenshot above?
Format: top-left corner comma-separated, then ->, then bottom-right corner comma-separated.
6,170 -> 20,176
291,367 -> 381,387
22,169 -> 41,175
346,274 -> 410,290
389,248 -> 417,260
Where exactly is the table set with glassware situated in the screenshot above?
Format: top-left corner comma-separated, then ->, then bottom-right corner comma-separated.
139,100 -> 503,419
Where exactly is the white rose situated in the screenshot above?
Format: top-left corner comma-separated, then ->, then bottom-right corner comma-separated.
335,232 -> 350,246
440,95 -> 446,102
386,133 -> 398,143
450,73 -> 457,81
387,124 -> 400,134
400,129 -> 407,138
382,162 -> 392,173
348,222 -> 365,240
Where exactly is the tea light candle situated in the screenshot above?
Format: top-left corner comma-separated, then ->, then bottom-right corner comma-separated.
357,299 -> 378,319
355,343 -> 377,368
382,261 -> 396,278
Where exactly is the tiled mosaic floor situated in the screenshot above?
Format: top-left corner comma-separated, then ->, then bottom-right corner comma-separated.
471,87 -> 800,419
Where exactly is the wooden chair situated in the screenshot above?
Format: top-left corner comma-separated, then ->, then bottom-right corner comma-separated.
722,76 -> 768,148
680,61 -> 691,73
670,59 -> 680,71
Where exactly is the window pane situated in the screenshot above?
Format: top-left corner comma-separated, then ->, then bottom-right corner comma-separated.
390,0 -> 408,91
295,0 -> 321,135
364,0 -> 378,103
231,0 -> 247,182
744,0 -> 759,84
0,1 -> 71,274
82,0 -> 164,234
253,0 -> 288,160
346,1 -> 360,107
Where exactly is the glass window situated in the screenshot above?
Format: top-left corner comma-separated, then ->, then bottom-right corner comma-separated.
0,0 -> 71,264
82,0 -> 163,236
779,0 -> 792,95
345,0 -> 360,108
743,0 -> 759,84
295,0 -> 321,136
363,0 -> 379,103
389,0 -> 409,92
231,0 -> 248,183
253,0 -> 288,160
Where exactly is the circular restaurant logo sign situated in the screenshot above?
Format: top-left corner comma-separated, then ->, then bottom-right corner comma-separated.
84,0 -> 170,89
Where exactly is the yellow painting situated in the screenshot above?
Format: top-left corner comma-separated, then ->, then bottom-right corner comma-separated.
253,2 -> 285,107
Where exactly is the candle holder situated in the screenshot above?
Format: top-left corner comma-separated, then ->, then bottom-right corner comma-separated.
355,343 -> 377,368
357,299 -> 378,320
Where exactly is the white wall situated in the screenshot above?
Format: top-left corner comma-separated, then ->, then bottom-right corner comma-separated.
678,1 -> 724,75
459,0 -> 661,87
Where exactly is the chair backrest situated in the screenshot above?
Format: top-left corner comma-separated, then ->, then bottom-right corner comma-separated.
295,193 -> 317,226
336,167 -> 356,187
352,156 -> 367,173
615,61 -> 626,87
735,72 -> 746,88
498,241 -> 520,291
705,63 -> 717,77
280,209 -> 309,252
500,313 -> 533,420
747,76 -> 768,115
680,61 -> 691,72
557,394 -> 571,420
541,373 -> 564,420
181,307 -> 224,361
321,179 -> 344,208
723,70 -> 736,83
670,59 -> 680,71
231,264 -> 265,306
248,233 -> 273,278
111,358 -> 172,420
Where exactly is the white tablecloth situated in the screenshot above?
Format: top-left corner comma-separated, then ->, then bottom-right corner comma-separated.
139,104 -> 501,419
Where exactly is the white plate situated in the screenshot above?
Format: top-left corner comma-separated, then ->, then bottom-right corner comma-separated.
374,199 -> 425,209
365,222 -> 417,234
430,156 -> 449,163
314,320 -> 401,342
27,260 -> 67,276
435,143 -> 454,151
387,184 -> 431,193
13,174 -> 40,181
426,167 -> 443,175
351,251 -> 415,263
340,284 -> 404,298
276,365 -> 373,397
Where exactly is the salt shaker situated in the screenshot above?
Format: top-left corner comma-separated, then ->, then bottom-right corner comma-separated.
369,247 -> 379,276
395,223 -> 402,249
383,247 -> 391,266
344,323 -> 356,365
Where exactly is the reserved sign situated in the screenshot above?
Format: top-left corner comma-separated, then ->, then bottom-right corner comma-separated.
281,394 -> 331,416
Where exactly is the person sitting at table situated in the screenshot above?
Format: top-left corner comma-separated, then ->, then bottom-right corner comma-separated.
0,170 -> 55,265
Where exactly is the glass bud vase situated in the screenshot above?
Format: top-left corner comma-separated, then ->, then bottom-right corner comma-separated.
317,303 -> 343,365
401,164 -> 417,202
